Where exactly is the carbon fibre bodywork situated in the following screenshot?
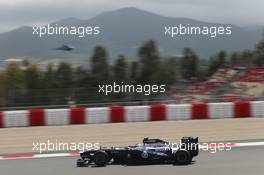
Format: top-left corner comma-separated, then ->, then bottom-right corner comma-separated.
77,137 -> 199,166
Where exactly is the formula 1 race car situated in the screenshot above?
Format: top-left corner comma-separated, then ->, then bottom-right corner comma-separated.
76,137 -> 199,167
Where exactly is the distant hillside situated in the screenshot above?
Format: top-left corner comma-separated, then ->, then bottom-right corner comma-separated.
0,7 -> 261,64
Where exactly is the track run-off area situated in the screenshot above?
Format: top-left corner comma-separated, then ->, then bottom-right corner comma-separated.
0,118 -> 264,174
0,147 -> 263,175
1,118 -> 264,155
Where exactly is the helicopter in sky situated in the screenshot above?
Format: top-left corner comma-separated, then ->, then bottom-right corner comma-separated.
54,43 -> 75,51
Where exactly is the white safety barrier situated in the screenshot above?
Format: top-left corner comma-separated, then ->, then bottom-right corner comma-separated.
0,101 -> 263,128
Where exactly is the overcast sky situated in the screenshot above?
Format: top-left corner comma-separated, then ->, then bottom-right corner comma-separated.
1,0 -> 263,33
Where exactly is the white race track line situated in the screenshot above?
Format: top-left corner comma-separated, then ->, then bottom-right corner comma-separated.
235,142 -> 264,147
1,142 -> 264,160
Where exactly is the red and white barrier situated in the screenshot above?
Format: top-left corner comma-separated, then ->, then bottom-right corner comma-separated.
0,101 -> 264,128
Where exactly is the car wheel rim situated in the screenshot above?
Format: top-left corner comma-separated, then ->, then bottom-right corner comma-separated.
178,153 -> 187,162
96,154 -> 106,163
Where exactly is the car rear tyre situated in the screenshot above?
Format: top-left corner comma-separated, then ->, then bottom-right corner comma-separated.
174,150 -> 192,165
93,151 -> 108,166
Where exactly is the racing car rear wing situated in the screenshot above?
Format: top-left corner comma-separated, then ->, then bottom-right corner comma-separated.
181,137 -> 199,144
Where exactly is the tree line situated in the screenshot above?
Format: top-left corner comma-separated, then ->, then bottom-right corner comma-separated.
0,39 -> 263,108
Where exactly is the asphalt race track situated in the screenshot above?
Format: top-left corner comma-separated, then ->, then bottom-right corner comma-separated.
1,146 -> 263,175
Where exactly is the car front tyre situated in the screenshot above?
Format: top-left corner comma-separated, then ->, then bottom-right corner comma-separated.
93,151 -> 109,166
